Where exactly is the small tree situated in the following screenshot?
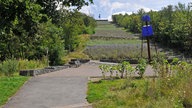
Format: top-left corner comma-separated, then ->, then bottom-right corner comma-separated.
136,59 -> 147,78
99,64 -> 110,79
124,62 -> 135,78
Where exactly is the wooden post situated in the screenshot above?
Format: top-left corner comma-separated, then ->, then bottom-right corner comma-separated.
147,36 -> 151,62
146,21 -> 151,62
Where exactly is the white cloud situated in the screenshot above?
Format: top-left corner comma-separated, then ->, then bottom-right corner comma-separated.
80,0 -> 192,19
111,2 -> 129,9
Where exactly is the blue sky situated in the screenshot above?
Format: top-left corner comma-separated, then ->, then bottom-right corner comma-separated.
80,0 -> 192,21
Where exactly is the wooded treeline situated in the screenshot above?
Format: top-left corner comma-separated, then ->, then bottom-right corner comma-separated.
0,0 -> 96,65
112,2 -> 192,55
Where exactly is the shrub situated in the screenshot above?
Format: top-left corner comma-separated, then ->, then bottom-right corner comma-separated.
136,59 -> 147,78
0,59 -> 18,77
99,61 -> 136,79
18,59 -> 47,70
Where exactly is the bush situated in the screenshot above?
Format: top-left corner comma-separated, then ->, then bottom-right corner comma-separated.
90,58 -> 192,107
0,59 -> 47,76
99,61 -> 136,79
136,59 -> 147,78
0,59 -> 18,77
18,59 -> 47,70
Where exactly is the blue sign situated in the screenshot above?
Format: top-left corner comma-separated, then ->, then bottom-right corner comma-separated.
142,15 -> 151,22
142,25 -> 153,37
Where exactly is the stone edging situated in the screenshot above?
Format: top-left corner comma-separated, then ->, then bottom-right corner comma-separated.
19,65 -> 70,76
19,59 -> 91,76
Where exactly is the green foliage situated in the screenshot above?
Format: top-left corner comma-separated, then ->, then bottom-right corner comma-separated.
18,59 -> 47,70
151,58 -> 192,107
84,44 -> 155,61
0,0 -> 96,65
87,79 -> 125,103
112,13 -> 142,33
0,59 -> 47,76
99,61 -> 136,79
61,11 -> 96,52
62,34 -> 90,63
0,0 -> 43,60
85,21 -> 154,61
136,59 -> 147,78
90,58 -> 192,107
88,79 -> 156,108
99,64 -> 111,79
112,2 -> 192,55
0,59 -> 18,77
37,21 -> 65,65
92,21 -> 136,39
34,0 -> 93,24
0,76 -> 29,106
123,61 -> 135,78
87,39 -> 141,46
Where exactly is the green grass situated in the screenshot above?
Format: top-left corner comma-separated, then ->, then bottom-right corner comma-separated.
87,77 -> 190,108
95,25 -> 121,30
95,21 -> 122,31
87,39 -> 141,46
0,76 -> 29,106
87,79 -> 125,103
87,79 -> 150,108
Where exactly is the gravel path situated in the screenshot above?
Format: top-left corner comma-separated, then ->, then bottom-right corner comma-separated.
3,61 -> 154,108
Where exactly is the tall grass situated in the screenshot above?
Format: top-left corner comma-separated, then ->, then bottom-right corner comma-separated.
18,59 -> 47,70
63,34 -> 90,63
88,58 -> 192,108
0,58 -> 47,77
0,59 -> 18,77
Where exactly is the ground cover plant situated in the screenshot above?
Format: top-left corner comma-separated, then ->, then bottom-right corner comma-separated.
87,39 -> 141,46
99,60 -> 146,79
0,76 -> 29,106
91,21 -> 137,39
84,20 -> 158,62
84,44 -> 156,61
87,58 -> 192,108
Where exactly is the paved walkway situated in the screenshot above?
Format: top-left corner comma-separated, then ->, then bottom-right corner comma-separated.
3,61 -> 155,108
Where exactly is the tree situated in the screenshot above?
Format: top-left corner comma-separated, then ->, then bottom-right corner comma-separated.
35,0 -> 93,24
0,0 -> 43,60
0,0 -> 96,65
112,2 -> 192,55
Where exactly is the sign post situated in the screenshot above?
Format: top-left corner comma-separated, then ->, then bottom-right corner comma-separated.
142,15 -> 153,62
